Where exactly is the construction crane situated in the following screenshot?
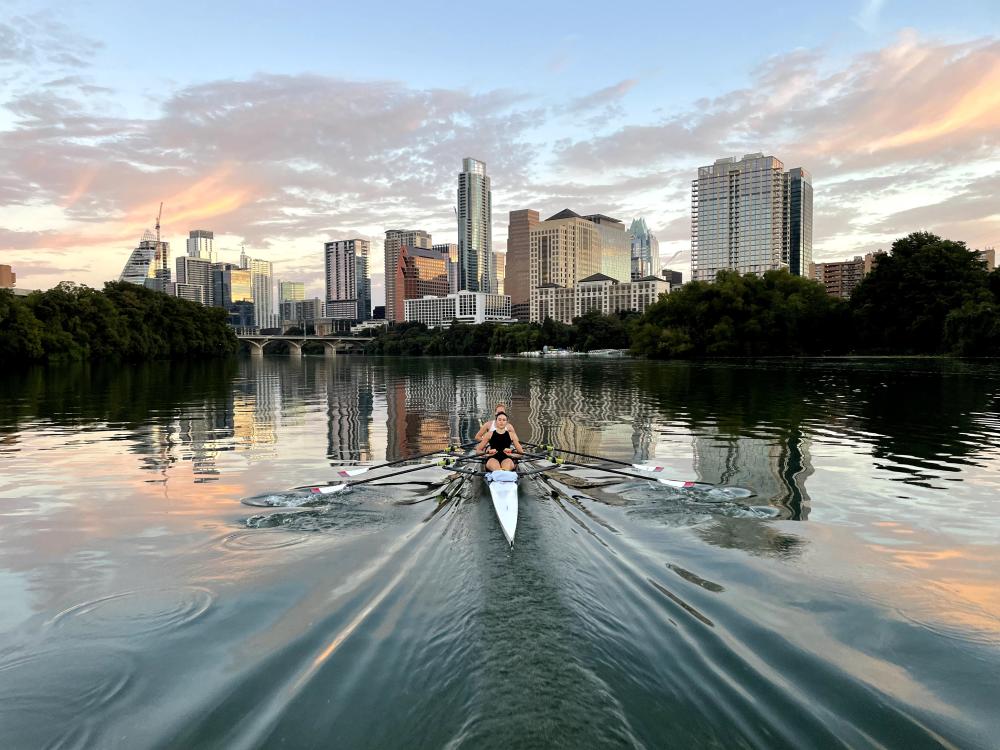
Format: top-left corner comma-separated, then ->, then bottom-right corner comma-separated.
155,202 -> 163,244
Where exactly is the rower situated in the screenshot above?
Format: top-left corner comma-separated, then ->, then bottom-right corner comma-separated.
475,402 -> 515,441
476,412 -> 524,472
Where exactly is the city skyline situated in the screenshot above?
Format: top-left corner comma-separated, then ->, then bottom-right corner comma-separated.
1,1 -> 998,302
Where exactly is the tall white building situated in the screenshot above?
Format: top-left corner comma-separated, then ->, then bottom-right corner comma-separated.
691,153 -> 813,282
186,229 -> 215,261
325,239 -> 370,320
175,255 -> 213,305
119,229 -> 170,291
239,248 -> 274,328
458,157 -> 494,293
384,229 -> 432,323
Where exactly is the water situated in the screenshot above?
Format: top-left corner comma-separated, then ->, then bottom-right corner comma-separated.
1,356 -> 998,748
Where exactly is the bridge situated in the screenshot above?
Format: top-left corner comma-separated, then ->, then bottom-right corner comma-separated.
237,334 -> 374,357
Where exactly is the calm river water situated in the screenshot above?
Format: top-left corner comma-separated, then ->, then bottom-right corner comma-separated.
1,356 -> 998,749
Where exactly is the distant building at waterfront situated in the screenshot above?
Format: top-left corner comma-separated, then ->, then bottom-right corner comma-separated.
212,263 -> 254,330
279,297 -> 325,324
531,273 -> 669,324
395,245 -> 449,319
457,157 -> 494,293
976,247 -> 996,270
493,250 -> 506,296
628,218 -> 659,280
278,281 -> 305,303
583,213 -> 630,283
175,256 -> 213,305
239,249 -> 274,328
325,239 -> 371,321
119,229 -> 170,291
385,229 -> 432,323
432,243 -> 460,294
186,229 -> 214,261
405,291 -> 513,327
0,264 -> 14,288
691,153 -> 812,282
661,268 -> 683,286
505,209 -> 538,309
530,209 -> 601,291
809,252 -> 883,298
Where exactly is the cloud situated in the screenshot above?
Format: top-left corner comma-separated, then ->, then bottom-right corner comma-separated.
853,0 -> 887,33
563,79 -> 638,115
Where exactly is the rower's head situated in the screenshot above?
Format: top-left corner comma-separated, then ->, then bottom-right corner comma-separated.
495,412 -> 509,429
495,402 -> 506,415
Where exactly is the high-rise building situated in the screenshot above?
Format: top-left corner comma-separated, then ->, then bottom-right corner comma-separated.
240,249 -> 274,328
186,230 -> 215,261
394,245 -> 449,319
325,239 -> 370,321
786,168 -> 813,277
691,153 -> 812,282
433,243 -> 460,294
279,297 -> 325,323
976,247 -> 996,270
119,229 -> 170,291
628,218 -> 659,280
212,263 -> 253,307
457,157 -> 493,293
278,281 -> 305,303
0,264 -> 15,288
505,209 -> 538,307
175,255 -> 213,305
493,250 -> 506,296
583,214 -> 630,282
385,229 -> 432,323
529,209 -> 602,292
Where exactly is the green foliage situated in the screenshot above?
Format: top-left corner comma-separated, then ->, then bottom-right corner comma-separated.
631,269 -> 847,358
364,313 -> 634,357
0,282 -> 237,366
851,232 -> 988,354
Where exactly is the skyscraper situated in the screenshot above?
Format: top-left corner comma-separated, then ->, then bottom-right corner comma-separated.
505,209 -> 538,308
385,229 -> 432,323
119,229 -> 170,291
278,281 -> 305,302
394,245 -> 449,318
786,167 -> 813,277
457,157 -> 493,293
529,209 -> 601,291
433,243 -> 460,294
239,249 -> 274,328
186,230 -> 215,261
628,218 -> 659,280
175,255 -> 213,305
583,214 -> 630,282
691,153 -> 812,282
325,239 -> 370,320
0,264 -> 15,288
493,250 -> 506,296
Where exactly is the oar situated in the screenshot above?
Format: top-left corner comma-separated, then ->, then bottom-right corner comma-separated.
526,443 -> 742,492
332,441 -> 477,478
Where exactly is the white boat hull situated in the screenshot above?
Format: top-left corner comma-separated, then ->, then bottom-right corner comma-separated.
486,470 -> 519,545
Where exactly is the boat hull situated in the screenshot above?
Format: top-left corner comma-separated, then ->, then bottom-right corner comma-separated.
486,470 -> 518,545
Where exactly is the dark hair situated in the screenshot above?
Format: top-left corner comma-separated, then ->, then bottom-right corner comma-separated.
495,411 -> 508,418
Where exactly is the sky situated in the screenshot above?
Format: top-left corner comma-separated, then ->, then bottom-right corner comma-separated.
1,0 -> 998,304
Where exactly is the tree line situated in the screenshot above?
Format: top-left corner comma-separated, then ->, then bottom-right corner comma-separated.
0,281 -> 238,364
368,232 -> 1000,358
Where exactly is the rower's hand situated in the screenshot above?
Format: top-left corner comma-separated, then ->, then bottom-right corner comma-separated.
487,448 -> 497,456
503,448 -> 513,456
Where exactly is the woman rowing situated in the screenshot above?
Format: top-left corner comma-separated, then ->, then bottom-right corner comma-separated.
475,402 -> 517,441
476,411 -> 524,472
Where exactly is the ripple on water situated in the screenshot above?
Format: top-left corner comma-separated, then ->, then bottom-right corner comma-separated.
243,506 -> 385,533
49,586 -> 214,638
0,647 -> 133,747
221,527 -> 314,551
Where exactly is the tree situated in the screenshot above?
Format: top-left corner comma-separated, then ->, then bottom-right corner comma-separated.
851,232 -> 989,354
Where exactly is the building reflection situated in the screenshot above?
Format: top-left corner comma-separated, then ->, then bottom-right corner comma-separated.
326,359 -> 374,462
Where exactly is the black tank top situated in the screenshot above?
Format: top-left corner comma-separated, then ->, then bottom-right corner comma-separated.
488,429 -> 513,454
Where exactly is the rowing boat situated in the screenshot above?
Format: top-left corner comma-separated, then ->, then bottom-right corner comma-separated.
485,468 -> 519,546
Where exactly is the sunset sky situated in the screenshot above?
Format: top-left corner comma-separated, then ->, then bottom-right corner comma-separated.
1,0 -> 998,303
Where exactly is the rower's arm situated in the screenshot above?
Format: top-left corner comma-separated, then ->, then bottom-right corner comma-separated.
474,421 -> 489,440
476,434 -> 491,454
509,428 -> 524,454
